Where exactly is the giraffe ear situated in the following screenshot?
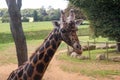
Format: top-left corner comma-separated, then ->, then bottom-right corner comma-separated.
75,19 -> 83,26
52,21 -> 60,28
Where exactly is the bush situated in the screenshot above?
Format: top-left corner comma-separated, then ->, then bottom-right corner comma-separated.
1,15 -> 9,23
22,17 -> 29,22
43,16 -> 50,21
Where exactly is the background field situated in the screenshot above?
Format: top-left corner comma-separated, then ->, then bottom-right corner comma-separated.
0,21 -> 120,80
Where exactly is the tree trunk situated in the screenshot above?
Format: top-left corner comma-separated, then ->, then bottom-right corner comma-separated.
6,0 -> 28,66
116,41 -> 120,52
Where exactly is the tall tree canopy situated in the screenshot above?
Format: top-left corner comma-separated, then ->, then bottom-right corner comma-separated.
65,3 -> 86,20
69,0 -> 120,51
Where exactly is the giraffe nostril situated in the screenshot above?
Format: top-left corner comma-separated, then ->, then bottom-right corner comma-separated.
76,45 -> 79,49
75,44 -> 82,50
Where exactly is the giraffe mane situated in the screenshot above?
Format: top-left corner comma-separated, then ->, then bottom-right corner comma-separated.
29,29 -> 54,61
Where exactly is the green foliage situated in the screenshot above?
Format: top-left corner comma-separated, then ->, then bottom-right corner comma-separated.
33,10 -> 39,21
0,8 -> 7,17
0,7 -> 60,21
69,0 -> 120,42
78,26 -> 90,36
1,11 -> 9,23
50,9 -> 61,20
42,15 -> 50,21
22,17 -> 29,22
21,9 -> 34,17
65,3 -> 86,19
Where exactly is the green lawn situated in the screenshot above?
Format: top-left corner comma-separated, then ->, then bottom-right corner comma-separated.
0,21 -> 114,51
0,22 -> 52,44
0,21 -> 111,43
0,21 -> 53,33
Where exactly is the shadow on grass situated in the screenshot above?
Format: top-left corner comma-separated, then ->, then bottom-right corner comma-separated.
0,30 -> 51,44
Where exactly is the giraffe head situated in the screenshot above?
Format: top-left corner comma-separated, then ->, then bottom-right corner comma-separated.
53,9 -> 83,54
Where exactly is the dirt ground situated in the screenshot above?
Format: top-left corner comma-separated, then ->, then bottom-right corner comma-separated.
43,55 -> 93,80
0,56 -> 92,80
0,51 -> 120,80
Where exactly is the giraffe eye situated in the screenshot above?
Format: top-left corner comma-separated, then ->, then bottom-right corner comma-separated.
61,28 -> 67,33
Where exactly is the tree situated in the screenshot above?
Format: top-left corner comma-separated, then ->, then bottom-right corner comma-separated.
41,6 -> 48,16
69,0 -> 120,52
0,8 -> 8,17
33,10 -> 38,21
6,0 -> 28,66
47,8 -> 61,20
21,9 -> 34,17
22,16 -> 29,22
1,11 -> 9,23
65,3 -> 86,20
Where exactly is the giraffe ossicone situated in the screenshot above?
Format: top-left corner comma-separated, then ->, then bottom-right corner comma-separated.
7,9 -> 83,80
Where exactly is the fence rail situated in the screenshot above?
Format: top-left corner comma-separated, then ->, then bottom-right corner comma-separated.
67,41 -> 120,60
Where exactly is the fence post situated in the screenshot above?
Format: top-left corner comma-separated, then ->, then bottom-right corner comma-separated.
87,41 -> 91,59
67,45 -> 70,55
106,42 -> 109,60
116,42 -> 119,54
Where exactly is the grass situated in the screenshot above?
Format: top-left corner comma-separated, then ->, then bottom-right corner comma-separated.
0,22 -> 53,33
60,64 -> 120,77
80,69 -> 120,77
59,48 -> 119,60
58,50 -> 120,78
0,21 -> 90,50
58,49 -> 120,78
0,22 -> 53,48
0,22 -> 111,48
0,23 -> 10,33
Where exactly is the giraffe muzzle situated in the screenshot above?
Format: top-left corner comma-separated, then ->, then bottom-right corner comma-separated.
73,42 -> 82,54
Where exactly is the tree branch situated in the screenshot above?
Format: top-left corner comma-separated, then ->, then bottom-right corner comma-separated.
17,0 -> 22,10
6,0 -> 17,9
5,0 -> 9,7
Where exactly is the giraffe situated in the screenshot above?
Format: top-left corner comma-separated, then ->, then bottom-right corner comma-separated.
7,9 -> 83,80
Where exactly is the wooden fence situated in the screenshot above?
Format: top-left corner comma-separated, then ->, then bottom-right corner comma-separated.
67,41 -> 120,60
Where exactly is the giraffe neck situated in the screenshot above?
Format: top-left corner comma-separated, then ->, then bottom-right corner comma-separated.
7,28 -> 62,80
29,27 -> 62,79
